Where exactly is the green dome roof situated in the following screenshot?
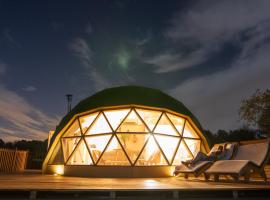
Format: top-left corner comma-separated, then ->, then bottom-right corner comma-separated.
50,86 -> 203,147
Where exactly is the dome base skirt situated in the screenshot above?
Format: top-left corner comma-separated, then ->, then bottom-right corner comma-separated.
45,165 -> 175,178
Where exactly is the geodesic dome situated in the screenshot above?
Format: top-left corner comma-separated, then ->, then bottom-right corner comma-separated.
43,86 -> 209,177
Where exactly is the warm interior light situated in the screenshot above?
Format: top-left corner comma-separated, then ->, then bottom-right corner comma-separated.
55,108 -> 202,167
54,165 -> 64,175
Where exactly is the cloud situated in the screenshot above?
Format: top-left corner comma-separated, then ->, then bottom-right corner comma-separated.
165,0 -> 270,132
145,0 -> 270,73
69,38 -> 109,90
166,0 -> 270,44
144,48 -> 209,73
170,35 -> 270,132
22,85 -> 37,92
0,86 -> 59,142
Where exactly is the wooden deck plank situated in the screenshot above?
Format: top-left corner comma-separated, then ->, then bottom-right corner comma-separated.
0,170 -> 269,191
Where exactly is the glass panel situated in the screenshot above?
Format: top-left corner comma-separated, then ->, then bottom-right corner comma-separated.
67,140 -> 93,165
86,113 -> 112,135
153,113 -> 178,136
155,135 -> 180,163
104,109 -> 130,131
85,135 -> 112,164
117,110 -> 148,132
79,112 -> 99,134
98,136 -> 130,165
61,137 -> 81,162
183,121 -> 199,138
117,133 -> 149,164
136,109 -> 162,131
184,139 -> 201,157
166,113 -> 185,135
62,120 -> 81,137
48,142 -> 64,165
172,140 -> 193,165
135,136 -> 167,166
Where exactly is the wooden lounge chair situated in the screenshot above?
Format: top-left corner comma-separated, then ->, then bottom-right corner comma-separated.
174,160 -> 213,178
174,143 -> 237,179
204,139 -> 270,182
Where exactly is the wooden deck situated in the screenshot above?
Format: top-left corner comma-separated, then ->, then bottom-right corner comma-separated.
0,168 -> 269,199
0,171 -> 269,191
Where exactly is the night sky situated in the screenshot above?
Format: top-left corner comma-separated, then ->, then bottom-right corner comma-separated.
0,0 -> 270,141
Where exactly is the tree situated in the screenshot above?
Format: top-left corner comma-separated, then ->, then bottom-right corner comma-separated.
227,128 -> 256,142
239,89 -> 270,136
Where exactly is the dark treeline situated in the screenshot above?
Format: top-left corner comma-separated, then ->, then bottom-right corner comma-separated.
204,128 -> 260,147
0,128 -> 263,169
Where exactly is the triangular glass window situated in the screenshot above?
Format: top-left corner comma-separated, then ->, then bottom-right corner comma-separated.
172,140 -> 193,165
67,140 -> 93,165
135,136 -> 167,166
184,139 -> 201,157
155,135 -> 180,164
48,141 -> 64,165
166,113 -> 185,135
98,136 -> 130,165
79,112 -> 99,134
117,133 -> 149,164
62,120 -> 81,137
153,113 -> 178,136
86,113 -> 112,135
117,110 -> 148,133
136,109 -> 162,131
183,121 -> 199,138
104,109 -> 130,131
85,135 -> 112,164
61,137 -> 81,162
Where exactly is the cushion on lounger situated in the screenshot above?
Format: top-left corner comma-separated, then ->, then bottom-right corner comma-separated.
207,144 -> 221,156
221,143 -> 238,160
207,142 -> 238,160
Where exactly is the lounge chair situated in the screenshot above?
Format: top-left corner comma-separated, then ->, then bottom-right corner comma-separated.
174,143 -> 237,179
204,140 -> 270,182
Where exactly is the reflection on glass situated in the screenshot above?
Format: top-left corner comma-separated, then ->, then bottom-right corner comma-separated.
117,110 -> 148,132
154,114 -> 178,136
155,135 -> 179,163
166,113 -> 185,135
85,135 -> 111,163
86,113 -> 112,135
183,122 -> 199,138
98,136 -> 129,165
172,141 -> 193,165
136,136 -> 167,166
117,134 -> 149,163
63,120 -> 81,137
79,112 -> 98,134
184,139 -> 200,157
104,109 -> 130,131
61,137 -> 81,162
136,109 -> 161,131
67,140 -> 92,165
